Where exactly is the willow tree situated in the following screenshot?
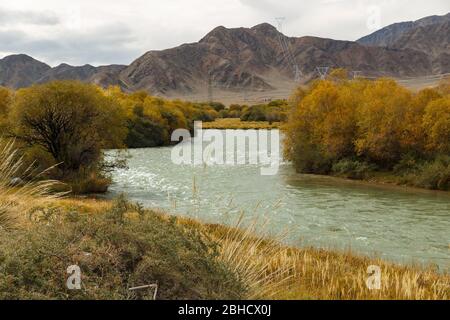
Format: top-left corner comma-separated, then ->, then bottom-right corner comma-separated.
9,81 -> 127,177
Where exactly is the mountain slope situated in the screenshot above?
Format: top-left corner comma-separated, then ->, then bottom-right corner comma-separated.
392,21 -> 450,73
358,13 -> 450,74
0,17 -> 448,97
119,23 -> 433,96
37,64 -> 127,87
358,13 -> 450,48
0,54 -> 51,88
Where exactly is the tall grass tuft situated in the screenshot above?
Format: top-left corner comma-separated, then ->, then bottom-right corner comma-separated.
0,139 -> 63,230
188,213 -> 297,299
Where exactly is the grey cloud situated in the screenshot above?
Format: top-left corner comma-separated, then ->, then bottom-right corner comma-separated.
0,24 -> 140,66
0,7 -> 60,26
1,1 -> 449,66
239,0 -> 307,20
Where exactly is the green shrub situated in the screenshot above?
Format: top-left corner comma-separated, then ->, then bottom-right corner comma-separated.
208,102 -> 226,112
240,102 -> 289,123
332,159 -> 377,180
241,105 -> 267,121
126,106 -> 168,148
290,143 -> 332,174
413,156 -> 450,190
0,197 -> 244,300
393,154 -> 422,174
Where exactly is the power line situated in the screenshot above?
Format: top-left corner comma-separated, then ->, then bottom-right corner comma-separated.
275,17 -> 303,83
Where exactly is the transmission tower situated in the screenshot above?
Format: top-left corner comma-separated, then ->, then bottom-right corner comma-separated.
275,17 -> 303,83
316,66 -> 330,80
294,64 -> 302,82
352,71 -> 363,80
207,72 -> 213,103
243,87 -> 249,103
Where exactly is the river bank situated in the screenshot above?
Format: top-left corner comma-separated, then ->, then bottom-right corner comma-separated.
2,195 -> 448,300
293,172 -> 450,197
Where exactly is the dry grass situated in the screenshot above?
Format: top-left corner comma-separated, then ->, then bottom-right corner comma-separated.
41,199 -> 449,300
202,118 -> 281,130
0,140 -> 65,230
178,215 -> 449,300
280,248 -> 449,300
5,192 -> 449,300
52,197 -> 112,213
181,213 -> 296,299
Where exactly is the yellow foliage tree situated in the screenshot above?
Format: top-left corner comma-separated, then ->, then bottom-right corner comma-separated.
285,79 -> 362,172
0,87 -> 12,133
285,73 -> 448,176
423,97 -> 450,154
355,79 -> 413,166
10,81 -> 127,175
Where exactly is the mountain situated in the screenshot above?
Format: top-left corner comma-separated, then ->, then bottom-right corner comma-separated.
0,54 -> 51,88
118,23 -> 432,96
0,16 -> 448,99
358,13 -> 450,73
0,54 -> 126,89
358,13 -> 450,48
388,20 -> 450,73
37,63 -> 126,87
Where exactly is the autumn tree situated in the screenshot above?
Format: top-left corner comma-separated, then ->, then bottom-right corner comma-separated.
0,87 -> 12,133
401,88 -> 442,155
355,79 -> 413,167
285,79 -> 361,173
423,97 -> 450,155
9,81 -> 127,177
284,71 -> 450,189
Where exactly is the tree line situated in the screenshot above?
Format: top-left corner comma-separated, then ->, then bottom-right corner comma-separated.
284,69 -> 450,190
0,81 -> 221,193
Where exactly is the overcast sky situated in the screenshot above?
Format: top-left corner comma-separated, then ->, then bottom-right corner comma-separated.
0,0 -> 448,66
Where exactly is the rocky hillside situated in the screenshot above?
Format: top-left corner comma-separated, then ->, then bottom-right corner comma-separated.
0,55 -> 125,89
358,13 -> 450,74
0,54 -> 51,88
37,63 -> 126,87
118,23 -> 434,95
1,15 -> 448,96
358,13 -> 450,48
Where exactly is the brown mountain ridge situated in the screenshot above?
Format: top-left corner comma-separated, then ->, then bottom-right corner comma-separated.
1,14 -> 448,100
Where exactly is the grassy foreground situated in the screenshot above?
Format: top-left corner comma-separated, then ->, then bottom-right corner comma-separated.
1,195 -> 448,300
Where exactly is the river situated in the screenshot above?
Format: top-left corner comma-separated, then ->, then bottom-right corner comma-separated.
106,130 -> 450,271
